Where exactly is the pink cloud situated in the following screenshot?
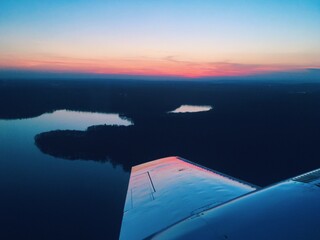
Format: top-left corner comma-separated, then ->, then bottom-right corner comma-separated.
0,55 -> 316,78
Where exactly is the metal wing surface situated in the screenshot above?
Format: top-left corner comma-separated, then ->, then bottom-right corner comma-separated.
120,156 -> 257,240
153,168 -> 320,240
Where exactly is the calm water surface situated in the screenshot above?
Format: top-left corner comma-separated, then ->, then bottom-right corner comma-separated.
169,105 -> 212,113
0,110 -> 130,240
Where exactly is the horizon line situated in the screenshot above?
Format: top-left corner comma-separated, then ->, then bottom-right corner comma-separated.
0,67 -> 319,81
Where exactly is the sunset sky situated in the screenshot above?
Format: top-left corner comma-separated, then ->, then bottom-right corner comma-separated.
0,0 -> 319,78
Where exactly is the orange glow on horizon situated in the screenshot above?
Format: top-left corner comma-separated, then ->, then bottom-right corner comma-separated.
0,56 -> 316,78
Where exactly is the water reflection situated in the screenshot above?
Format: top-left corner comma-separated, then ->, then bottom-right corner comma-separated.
169,105 -> 212,113
39,110 -> 133,130
1,110 -> 132,132
0,110 -> 130,240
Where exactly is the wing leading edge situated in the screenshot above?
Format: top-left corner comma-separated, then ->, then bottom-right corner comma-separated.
120,156 -> 257,240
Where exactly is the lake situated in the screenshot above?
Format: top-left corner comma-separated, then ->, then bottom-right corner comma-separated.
169,105 -> 212,113
0,109 -> 131,239
1,79 -> 320,239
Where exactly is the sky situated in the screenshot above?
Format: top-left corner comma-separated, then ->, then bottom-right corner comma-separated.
0,0 -> 319,78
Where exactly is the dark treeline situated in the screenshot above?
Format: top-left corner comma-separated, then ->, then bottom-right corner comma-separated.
28,78 -> 320,186
2,78 -> 320,121
1,78 -> 226,120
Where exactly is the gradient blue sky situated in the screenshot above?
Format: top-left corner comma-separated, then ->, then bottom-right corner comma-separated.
0,0 -> 319,77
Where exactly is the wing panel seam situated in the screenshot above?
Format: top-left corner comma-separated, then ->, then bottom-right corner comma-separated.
147,171 -> 156,192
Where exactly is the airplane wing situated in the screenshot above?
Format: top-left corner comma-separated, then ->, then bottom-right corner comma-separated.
152,168 -> 320,240
120,156 -> 258,240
